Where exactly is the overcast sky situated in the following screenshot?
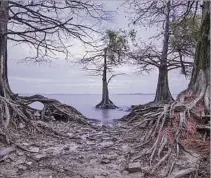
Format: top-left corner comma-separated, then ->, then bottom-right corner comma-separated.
8,0 -> 189,95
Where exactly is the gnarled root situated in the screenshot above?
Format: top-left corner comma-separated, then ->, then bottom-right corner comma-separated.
0,94 -> 91,144
16,94 -> 92,125
123,82 -> 210,176
96,99 -> 118,109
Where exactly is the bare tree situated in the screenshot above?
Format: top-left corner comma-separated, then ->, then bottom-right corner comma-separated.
124,1 -> 210,175
81,29 -> 128,109
126,0 -> 199,103
0,0 -> 111,139
8,0 -> 111,61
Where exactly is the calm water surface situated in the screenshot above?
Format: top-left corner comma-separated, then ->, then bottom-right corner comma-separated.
29,94 -> 156,124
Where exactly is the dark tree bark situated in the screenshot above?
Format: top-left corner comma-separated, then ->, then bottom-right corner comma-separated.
0,1 -> 89,134
178,1 -> 210,111
188,1 -> 210,90
0,1 -> 10,98
96,48 -> 117,109
154,66 -> 173,103
154,1 -> 174,103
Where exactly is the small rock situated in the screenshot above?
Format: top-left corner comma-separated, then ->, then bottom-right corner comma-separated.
71,176 -> 81,178
121,145 -> 130,152
18,164 -> 27,171
101,172 -> 108,176
29,147 -> 39,153
50,116 -> 56,120
63,146 -> 70,151
94,176 -> 105,178
34,111 -> 41,118
8,154 -> 16,161
17,151 -> 24,156
14,158 -> 25,165
19,123 -> 25,129
105,154 -> 118,160
22,143 -> 29,146
125,162 -> 142,173
122,170 -> 129,175
32,153 -> 47,161
86,141 -> 95,145
99,141 -> 113,148
101,158 -> 111,164
25,161 -> 33,166
67,133 -> 74,138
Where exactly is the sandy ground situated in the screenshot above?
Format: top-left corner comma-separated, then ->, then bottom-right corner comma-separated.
0,119 -> 209,178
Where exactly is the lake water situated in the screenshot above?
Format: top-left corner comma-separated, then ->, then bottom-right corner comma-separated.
30,94 -> 176,124
35,94 -> 155,124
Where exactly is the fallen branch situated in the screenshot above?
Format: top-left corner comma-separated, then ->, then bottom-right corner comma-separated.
169,168 -> 196,178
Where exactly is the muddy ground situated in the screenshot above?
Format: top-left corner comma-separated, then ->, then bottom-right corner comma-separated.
0,118 -> 209,178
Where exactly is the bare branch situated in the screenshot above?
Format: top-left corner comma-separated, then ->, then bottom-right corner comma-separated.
108,73 -> 125,84
7,0 -> 112,61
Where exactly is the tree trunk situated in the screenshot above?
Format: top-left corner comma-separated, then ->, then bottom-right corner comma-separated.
154,0 -> 173,103
182,1 -> 210,112
188,1 -> 210,89
102,48 -> 109,104
96,48 -> 117,109
0,1 -> 11,98
0,1 -> 89,137
154,66 -> 173,103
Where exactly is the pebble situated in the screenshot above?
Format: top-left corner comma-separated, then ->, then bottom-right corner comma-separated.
101,158 -> 111,164
18,164 -> 27,171
17,151 -> 24,156
99,141 -> 113,148
32,153 -> 47,161
94,176 -> 105,178
25,161 -> 33,166
122,170 -> 129,175
67,133 -> 74,137
19,123 -> 25,129
29,147 -> 39,153
125,162 -> 142,173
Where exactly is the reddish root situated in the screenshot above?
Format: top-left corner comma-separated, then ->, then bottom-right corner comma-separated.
123,88 -> 210,175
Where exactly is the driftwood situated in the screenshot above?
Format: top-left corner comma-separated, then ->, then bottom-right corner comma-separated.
169,168 -> 196,178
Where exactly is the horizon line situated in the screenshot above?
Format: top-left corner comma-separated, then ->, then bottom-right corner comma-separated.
18,93 -> 178,95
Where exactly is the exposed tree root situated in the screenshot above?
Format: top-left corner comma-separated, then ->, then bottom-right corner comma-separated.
123,75 -> 210,176
0,94 -> 92,145
96,98 -> 118,109
169,168 -> 197,178
16,94 -> 86,122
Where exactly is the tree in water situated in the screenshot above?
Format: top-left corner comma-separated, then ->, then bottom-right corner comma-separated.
96,47 -> 117,109
126,0 -> 197,103
123,1 -> 210,176
0,0 -> 110,140
81,29 -> 128,109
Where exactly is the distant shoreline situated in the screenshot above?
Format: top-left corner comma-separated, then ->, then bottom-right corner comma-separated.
19,93 -> 178,96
